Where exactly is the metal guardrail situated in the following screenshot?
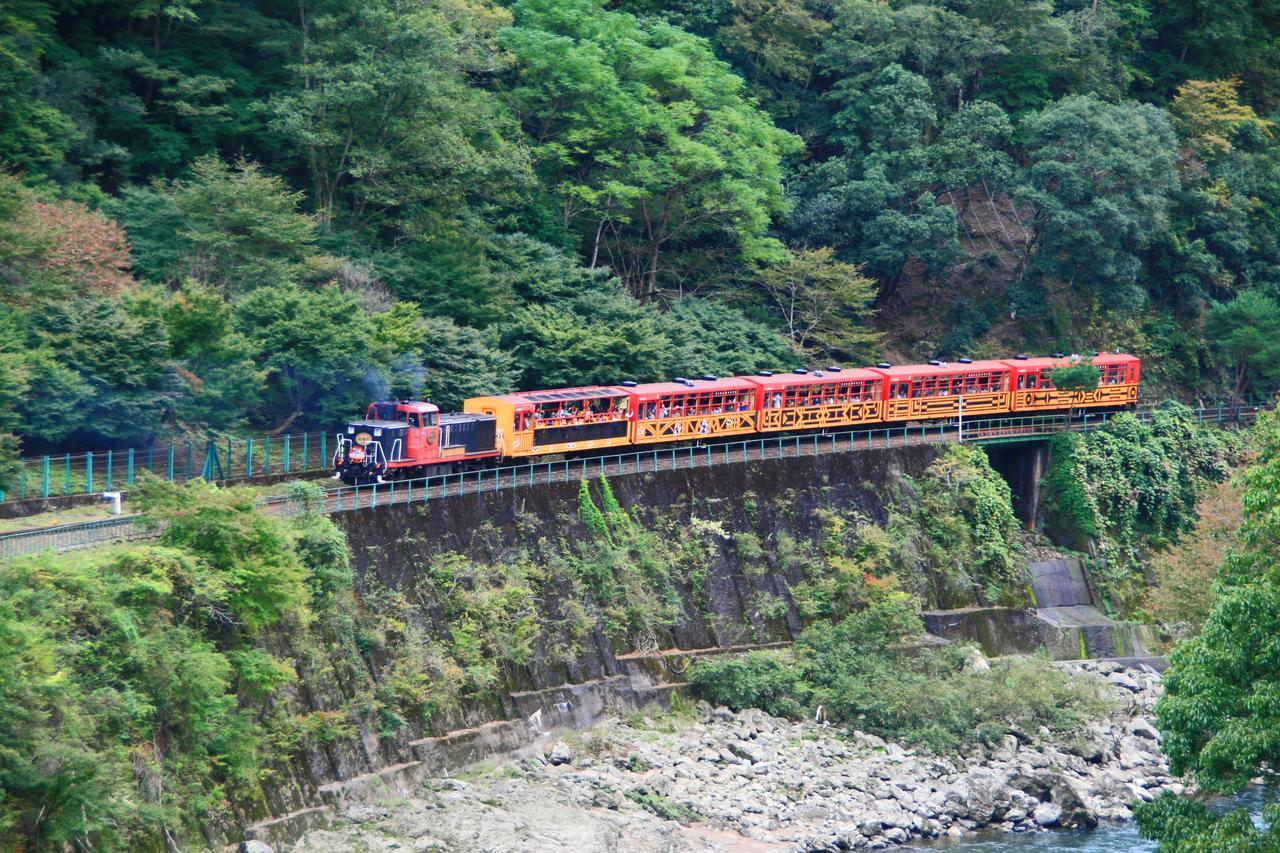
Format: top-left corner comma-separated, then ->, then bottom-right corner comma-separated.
0,516 -> 145,560
0,404 -> 1262,561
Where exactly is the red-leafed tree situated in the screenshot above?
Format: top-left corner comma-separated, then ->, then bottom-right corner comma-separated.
18,200 -> 135,298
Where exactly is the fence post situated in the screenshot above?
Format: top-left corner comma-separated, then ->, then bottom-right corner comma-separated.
302,434 -> 308,470
320,434 -> 327,469
106,450 -> 113,491
42,456 -> 49,499
126,449 -> 134,486
167,445 -> 174,481
85,452 -> 93,494
284,435 -> 292,474
185,442 -> 192,480
264,436 -> 271,474
64,453 -> 71,496
245,438 -> 253,478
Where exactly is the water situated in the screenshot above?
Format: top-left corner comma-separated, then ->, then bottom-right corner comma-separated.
907,786 -> 1274,851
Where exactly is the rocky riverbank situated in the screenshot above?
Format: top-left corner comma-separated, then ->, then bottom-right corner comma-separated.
289,661 -> 1176,852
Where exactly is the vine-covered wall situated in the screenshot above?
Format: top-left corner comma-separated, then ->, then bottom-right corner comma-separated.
1042,403 -> 1243,613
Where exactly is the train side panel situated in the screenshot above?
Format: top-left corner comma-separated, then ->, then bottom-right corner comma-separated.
1004,355 -> 1140,413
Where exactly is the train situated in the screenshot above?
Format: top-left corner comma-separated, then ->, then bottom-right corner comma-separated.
332,352 -> 1141,484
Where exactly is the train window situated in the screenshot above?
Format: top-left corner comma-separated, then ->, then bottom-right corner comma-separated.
407,413 -> 421,427
1102,365 -> 1128,385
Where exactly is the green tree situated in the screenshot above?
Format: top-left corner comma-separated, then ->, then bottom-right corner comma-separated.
1206,291 -> 1280,402
1137,410 -> 1280,847
501,0 -> 800,297
24,293 -> 178,442
163,283 -> 266,433
665,297 -> 796,376
269,0 -> 529,234
1018,95 -> 1180,309
232,283 -> 382,429
0,0 -> 79,183
415,316 -> 517,410
499,280 -> 668,388
755,247 -> 881,360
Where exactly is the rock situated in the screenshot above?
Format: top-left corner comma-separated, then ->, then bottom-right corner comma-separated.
547,741 -> 574,766
1107,672 -> 1143,692
711,706 -> 736,722
883,827 -> 908,843
1118,736 -> 1157,770
1032,802 -> 1063,827
241,843 -> 274,853
730,741 -> 769,764
947,769 -> 1008,824
1127,718 -> 1162,742
859,820 -> 882,837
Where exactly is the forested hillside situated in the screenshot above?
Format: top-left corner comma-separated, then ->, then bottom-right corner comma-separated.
2,0 -> 1279,464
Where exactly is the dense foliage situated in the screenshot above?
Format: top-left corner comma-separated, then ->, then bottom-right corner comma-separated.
1042,403 -> 1241,611
1,0 -> 1280,462
689,594 -> 1110,754
0,479 -> 349,848
1135,409 -> 1280,847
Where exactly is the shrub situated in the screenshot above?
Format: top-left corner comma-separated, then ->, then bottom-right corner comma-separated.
687,650 -> 811,718
689,596 -> 1112,754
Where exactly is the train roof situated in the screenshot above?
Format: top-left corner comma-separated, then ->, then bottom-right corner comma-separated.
743,367 -> 884,388
490,386 -> 629,406
868,359 -> 1015,378
626,377 -> 757,399
1000,353 -> 1138,369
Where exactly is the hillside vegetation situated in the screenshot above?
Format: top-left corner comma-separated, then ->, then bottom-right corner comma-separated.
0,0 -> 1278,476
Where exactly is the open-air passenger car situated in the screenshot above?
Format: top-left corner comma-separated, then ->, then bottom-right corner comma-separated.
464,387 -> 633,457
870,360 -> 1013,422
745,368 -> 885,431
1003,354 -> 1140,412
627,377 -> 759,444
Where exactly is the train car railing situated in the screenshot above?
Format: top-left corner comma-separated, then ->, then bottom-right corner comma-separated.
0,402 -> 1265,558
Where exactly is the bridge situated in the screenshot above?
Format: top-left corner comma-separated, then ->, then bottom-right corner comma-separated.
0,404 -> 1262,560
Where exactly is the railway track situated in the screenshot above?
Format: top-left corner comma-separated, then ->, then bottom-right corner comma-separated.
0,404 -> 1261,560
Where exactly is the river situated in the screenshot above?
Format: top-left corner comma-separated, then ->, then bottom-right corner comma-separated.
908,786 -> 1275,851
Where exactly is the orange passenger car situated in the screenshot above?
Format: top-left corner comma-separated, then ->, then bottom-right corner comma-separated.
626,377 -> 759,444
870,360 -> 1014,422
464,386 -> 633,457
1003,354 -> 1140,412
745,368 -> 885,431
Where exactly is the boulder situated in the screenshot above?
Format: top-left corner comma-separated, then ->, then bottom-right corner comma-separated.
1126,718 -> 1162,742
1032,802 -> 1063,827
547,741 -> 574,766
947,769 -> 1009,824
1107,672 -> 1143,692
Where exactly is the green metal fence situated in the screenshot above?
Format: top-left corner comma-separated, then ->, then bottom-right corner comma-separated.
0,431 -> 333,503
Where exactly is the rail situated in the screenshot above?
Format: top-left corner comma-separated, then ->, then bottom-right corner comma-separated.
2,403 -> 1257,560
